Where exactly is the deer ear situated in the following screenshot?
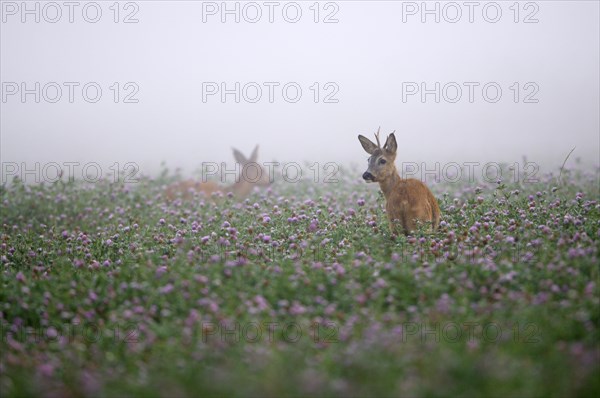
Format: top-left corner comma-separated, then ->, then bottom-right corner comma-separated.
249,145 -> 259,163
232,148 -> 248,165
358,135 -> 378,155
384,132 -> 397,155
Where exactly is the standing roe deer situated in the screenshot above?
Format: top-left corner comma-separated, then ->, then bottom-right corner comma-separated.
165,145 -> 271,201
358,128 -> 440,236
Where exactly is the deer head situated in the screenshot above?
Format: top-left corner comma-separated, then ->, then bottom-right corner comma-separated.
358,127 -> 398,183
229,145 -> 272,197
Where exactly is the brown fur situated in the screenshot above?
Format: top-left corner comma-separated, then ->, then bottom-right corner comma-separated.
359,129 -> 440,235
164,145 -> 270,202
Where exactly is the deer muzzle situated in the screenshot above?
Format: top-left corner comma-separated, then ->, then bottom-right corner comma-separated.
362,171 -> 376,182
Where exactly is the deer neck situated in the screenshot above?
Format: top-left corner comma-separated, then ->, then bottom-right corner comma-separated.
378,168 -> 403,200
227,179 -> 253,199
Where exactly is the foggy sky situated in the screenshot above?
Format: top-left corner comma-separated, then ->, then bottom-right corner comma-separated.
1,1 -> 599,182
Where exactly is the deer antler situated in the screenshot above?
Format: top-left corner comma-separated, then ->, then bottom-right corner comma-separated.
374,126 -> 382,149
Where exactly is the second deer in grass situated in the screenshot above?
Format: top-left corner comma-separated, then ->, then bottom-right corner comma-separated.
165,145 -> 271,201
358,128 -> 440,236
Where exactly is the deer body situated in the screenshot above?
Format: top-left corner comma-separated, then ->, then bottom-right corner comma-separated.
165,146 -> 270,202
165,180 -> 224,201
359,129 -> 440,235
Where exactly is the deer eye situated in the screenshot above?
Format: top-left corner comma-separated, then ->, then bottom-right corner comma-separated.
379,159 -> 387,165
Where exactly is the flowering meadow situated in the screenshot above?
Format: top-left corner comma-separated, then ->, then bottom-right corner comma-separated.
1,164 -> 599,397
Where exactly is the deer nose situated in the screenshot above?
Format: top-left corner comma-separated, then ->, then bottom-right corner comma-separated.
362,172 -> 374,181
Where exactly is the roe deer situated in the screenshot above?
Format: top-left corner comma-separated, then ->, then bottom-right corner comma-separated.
358,128 -> 440,236
165,145 -> 271,201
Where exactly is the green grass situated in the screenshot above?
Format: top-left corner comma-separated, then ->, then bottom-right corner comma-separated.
1,164 -> 599,397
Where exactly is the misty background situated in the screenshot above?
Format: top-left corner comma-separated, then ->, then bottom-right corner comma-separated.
1,0 -> 599,183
